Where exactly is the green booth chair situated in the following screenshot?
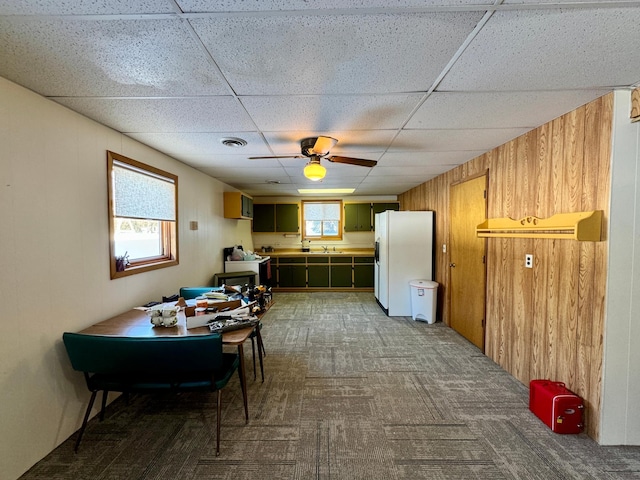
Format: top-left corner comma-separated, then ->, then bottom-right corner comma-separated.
62,332 -> 247,455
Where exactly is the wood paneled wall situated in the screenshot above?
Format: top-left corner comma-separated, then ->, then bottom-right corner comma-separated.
399,93 -> 613,441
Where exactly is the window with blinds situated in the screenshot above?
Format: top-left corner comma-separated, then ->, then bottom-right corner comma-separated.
302,200 -> 342,240
107,151 -> 178,279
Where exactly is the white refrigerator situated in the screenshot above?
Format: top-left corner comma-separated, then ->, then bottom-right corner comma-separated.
374,210 -> 434,316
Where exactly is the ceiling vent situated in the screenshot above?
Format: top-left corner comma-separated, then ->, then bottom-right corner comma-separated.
221,137 -> 247,148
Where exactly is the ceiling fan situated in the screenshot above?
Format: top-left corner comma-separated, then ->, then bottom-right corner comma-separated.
249,136 -> 377,181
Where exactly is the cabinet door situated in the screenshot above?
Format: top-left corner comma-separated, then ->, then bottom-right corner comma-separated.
330,265 -> 352,287
344,203 -> 372,231
253,204 -> 275,232
308,265 -> 330,287
354,264 -> 374,287
242,195 -> 253,218
276,204 -> 299,232
278,265 -> 306,287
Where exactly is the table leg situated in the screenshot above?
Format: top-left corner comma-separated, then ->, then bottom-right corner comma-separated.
255,327 -> 265,383
237,344 -> 249,423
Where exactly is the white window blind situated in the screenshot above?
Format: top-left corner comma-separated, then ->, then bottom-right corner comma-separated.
304,202 -> 340,220
113,161 -> 176,221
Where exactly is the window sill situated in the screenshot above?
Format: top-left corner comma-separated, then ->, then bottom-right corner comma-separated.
111,258 -> 178,280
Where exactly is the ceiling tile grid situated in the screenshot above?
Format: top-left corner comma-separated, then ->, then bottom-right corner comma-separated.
0,1 -> 638,196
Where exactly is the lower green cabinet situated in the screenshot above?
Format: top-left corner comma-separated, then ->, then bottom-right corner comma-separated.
308,265 -> 330,287
278,265 -> 306,287
330,265 -> 352,287
354,264 -> 374,287
274,255 -> 373,289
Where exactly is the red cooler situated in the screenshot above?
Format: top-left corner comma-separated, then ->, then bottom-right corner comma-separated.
529,380 -> 585,434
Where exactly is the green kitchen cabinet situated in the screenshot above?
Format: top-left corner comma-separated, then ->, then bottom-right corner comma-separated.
330,265 -> 352,287
344,203 -> 372,232
354,257 -> 374,288
372,202 -> 399,229
278,264 -> 306,287
275,204 -> 299,233
253,203 -> 299,233
308,265 -> 330,287
252,203 -> 275,232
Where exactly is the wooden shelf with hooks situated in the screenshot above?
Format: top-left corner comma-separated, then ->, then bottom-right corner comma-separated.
476,211 -> 602,241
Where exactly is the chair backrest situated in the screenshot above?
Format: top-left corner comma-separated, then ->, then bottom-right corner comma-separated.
179,286 -> 215,300
62,333 -> 223,375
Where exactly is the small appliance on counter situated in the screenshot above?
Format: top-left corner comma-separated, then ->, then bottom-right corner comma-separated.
223,246 -> 272,287
301,240 -> 310,252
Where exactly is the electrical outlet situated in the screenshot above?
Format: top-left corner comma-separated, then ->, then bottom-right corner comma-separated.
525,254 -> 533,268
442,244 -> 447,253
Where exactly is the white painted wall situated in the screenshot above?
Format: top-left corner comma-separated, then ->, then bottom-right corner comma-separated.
0,77 -> 253,479
600,89 -> 640,445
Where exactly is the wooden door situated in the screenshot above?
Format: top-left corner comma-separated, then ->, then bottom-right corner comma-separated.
449,175 -> 487,350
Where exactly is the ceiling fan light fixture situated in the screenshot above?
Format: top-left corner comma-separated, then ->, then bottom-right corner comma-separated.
303,161 -> 326,181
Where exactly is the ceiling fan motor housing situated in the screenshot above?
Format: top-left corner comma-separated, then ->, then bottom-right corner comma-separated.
301,137 -> 319,157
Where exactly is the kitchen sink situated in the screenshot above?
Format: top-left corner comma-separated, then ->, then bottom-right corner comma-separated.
308,251 -> 343,254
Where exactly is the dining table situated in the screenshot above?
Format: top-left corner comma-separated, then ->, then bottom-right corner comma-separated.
78,307 -> 263,422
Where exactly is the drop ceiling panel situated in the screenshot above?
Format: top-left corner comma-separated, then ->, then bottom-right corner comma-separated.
440,8 -> 640,91
53,97 -> 257,133
377,150 -> 485,167
189,11 -> 484,95
392,127 -> 532,152
126,132 -> 270,157
407,90 -> 610,129
0,18 -> 228,97
367,165 -> 454,177
240,94 -> 423,131
178,0 -> 492,12
0,0 -> 175,15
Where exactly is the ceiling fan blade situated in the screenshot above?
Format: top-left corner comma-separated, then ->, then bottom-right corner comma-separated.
248,155 -> 305,160
327,156 -> 377,167
312,136 -> 338,155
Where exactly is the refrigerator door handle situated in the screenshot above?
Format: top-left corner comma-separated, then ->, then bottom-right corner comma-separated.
374,240 -> 380,263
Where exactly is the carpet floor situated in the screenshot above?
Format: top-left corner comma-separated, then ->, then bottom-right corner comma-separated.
21,292 -> 640,479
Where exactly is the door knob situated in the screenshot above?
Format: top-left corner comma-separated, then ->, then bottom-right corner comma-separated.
450,263 -> 456,268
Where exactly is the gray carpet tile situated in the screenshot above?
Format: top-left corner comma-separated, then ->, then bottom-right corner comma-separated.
20,292 -> 640,480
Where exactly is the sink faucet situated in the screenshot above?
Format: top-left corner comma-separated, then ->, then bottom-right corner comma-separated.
322,245 -> 328,253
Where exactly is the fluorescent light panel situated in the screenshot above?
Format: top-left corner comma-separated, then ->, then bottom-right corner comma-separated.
298,188 -> 355,194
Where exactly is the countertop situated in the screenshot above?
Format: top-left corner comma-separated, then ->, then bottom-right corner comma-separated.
260,249 -> 374,257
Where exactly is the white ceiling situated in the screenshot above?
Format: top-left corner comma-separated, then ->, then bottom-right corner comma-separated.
1,1 -> 639,197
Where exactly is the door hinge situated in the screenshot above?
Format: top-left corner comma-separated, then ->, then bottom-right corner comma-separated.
483,190 -> 487,199
481,318 -> 486,328
482,255 -> 486,264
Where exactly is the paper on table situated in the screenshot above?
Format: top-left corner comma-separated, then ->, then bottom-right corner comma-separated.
185,305 -> 252,329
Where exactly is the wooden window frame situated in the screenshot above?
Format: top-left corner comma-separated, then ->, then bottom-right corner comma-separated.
107,151 -> 179,279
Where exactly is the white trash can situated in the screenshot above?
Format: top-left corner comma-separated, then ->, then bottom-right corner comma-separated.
409,280 -> 438,324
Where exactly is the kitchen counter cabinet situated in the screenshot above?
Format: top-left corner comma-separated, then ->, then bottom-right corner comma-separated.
308,265 -> 330,287
272,253 -> 374,290
354,256 -> 375,288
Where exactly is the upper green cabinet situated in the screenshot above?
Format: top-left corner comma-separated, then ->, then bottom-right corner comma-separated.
344,203 -> 372,232
276,204 -> 299,232
252,203 -> 300,233
252,204 -> 275,232
372,202 -> 399,229
224,192 -> 253,219
372,202 -> 399,216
